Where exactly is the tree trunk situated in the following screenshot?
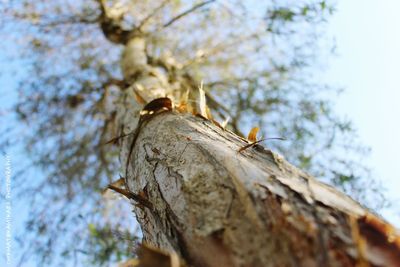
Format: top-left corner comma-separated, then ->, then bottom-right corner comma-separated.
107,17 -> 400,266
119,111 -> 400,267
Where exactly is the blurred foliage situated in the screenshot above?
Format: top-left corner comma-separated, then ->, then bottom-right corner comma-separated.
0,0 -> 387,265
87,223 -> 138,265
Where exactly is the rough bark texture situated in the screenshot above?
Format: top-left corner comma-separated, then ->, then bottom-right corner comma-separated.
119,111 -> 400,267
105,8 -> 400,265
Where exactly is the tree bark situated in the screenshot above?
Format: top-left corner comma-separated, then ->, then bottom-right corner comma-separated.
106,12 -> 400,266
119,111 -> 400,267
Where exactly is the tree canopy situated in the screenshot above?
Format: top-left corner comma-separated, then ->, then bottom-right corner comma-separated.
0,0 -> 386,265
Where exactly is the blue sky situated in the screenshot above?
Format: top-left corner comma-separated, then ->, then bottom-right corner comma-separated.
321,0 -> 400,226
1,0 -> 400,266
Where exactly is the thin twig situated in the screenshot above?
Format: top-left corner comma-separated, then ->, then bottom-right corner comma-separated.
96,0 -> 107,15
108,184 -> 153,209
163,0 -> 216,28
138,0 -> 171,29
238,138 -> 286,153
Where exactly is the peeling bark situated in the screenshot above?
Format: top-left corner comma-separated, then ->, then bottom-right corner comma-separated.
107,10 -> 400,266
119,111 -> 400,267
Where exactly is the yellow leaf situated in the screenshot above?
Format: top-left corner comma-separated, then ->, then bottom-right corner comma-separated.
206,106 -> 213,120
221,116 -> 230,129
198,80 -> 207,118
176,102 -> 187,113
133,90 -> 146,105
177,89 -> 189,113
247,127 -> 259,142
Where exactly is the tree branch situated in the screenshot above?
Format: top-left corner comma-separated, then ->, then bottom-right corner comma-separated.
163,0 -> 216,28
137,0 -> 171,30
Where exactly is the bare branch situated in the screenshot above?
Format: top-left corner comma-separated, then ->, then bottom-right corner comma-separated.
95,0 -> 107,16
95,0 -> 136,44
36,17 -> 99,28
163,0 -> 216,28
137,0 -> 171,30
